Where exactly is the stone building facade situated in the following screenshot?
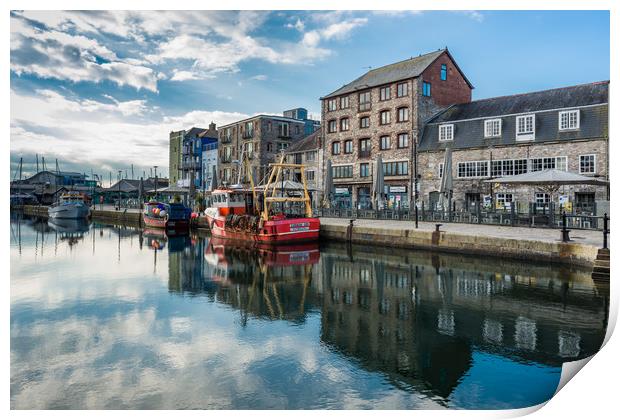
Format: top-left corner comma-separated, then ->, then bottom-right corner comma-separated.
417,82 -> 609,214
218,110 -> 317,186
320,48 -> 473,209
281,129 -> 324,207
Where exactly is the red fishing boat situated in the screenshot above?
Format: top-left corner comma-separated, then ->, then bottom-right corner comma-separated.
204,156 -> 319,244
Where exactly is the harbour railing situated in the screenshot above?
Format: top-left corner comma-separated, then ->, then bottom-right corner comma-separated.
315,205 -> 608,232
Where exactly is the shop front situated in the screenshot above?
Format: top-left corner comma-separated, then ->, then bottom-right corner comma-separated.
333,185 -> 352,209
385,185 -> 409,210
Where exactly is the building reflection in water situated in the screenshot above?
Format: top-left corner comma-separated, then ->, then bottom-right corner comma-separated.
167,236 -> 608,406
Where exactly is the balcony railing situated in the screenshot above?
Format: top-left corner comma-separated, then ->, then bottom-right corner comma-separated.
221,156 -> 232,163
221,136 -> 232,143
242,131 -> 254,139
181,162 -> 201,170
358,150 -> 371,158
359,102 -> 371,112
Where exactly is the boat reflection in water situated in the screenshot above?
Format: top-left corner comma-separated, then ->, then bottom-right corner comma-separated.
47,217 -> 91,247
169,239 -> 607,408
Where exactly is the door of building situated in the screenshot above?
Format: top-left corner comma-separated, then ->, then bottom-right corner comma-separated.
429,191 -> 440,211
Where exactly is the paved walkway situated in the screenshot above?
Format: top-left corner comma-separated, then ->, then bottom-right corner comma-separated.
93,204 -> 141,213
320,217 -> 607,248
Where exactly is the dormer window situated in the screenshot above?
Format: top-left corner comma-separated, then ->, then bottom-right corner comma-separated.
484,119 -> 502,138
559,110 -> 580,131
516,114 -> 535,141
439,124 -> 454,142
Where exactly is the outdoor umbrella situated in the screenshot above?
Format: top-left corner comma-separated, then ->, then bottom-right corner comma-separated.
438,147 -> 453,211
484,169 -> 608,209
323,159 -> 334,207
372,155 -> 384,210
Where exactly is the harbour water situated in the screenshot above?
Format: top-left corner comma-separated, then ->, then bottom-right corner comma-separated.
10,213 -> 608,409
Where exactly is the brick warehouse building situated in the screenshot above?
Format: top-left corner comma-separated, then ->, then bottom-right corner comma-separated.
417,81 -> 609,214
320,48 -> 473,209
218,109 -> 319,185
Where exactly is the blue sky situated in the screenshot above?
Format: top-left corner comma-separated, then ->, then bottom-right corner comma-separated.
10,10 -> 609,182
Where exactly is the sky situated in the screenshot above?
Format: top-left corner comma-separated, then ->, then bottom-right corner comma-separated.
10,10 -> 609,184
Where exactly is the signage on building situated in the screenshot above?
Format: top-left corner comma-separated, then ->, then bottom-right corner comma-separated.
335,187 -> 350,195
389,186 -> 407,193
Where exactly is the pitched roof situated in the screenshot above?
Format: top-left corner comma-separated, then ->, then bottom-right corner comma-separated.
185,127 -> 207,138
284,130 -> 320,154
321,48 -> 472,99
418,81 -> 609,152
198,127 -> 218,139
430,81 -> 609,123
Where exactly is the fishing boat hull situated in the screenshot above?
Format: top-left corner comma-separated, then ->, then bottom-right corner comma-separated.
205,212 -> 320,244
142,214 -> 190,233
48,203 -> 90,219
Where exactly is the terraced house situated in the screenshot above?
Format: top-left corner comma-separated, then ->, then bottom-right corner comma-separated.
218,108 -> 319,185
417,81 -> 609,214
320,48 -> 473,209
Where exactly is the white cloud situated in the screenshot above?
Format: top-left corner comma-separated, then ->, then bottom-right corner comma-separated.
10,89 -> 249,176
10,14 -> 159,92
454,11 -> 485,22
286,18 -> 305,32
250,74 -> 268,81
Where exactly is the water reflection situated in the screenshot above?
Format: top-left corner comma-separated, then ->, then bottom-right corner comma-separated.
10,213 -> 608,409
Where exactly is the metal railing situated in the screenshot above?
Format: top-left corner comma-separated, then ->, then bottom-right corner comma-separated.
316,204 -> 609,232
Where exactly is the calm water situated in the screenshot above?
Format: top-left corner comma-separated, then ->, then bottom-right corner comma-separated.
10,213 -> 608,409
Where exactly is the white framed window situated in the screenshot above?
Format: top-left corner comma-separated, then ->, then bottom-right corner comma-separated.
327,99 -> 337,112
457,161 -> 489,178
495,193 -> 513,210
535,193 -> 550,210
559,110 -> 580,131
579,154 -> 596,174
529,156 -> 568,172
516,114 -> 535,141
555,156 -> 568,171
305,170 -> 315,181
439,124 -> 454,142
484,119 -> 502,138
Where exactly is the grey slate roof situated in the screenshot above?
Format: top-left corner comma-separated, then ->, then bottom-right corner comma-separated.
185,127 -> 207,138
321,48 -> 473,99
419,81 -> 609,152
284,130 -> 320,154
431,81 -> 609,123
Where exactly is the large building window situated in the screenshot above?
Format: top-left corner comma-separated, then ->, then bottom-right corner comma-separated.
305,151 -> 316,161
422,81 -> 431,97
340,117 -> 350,131
305,170 -> 315,181
530,156 -> 567,172
397,82 -> 408,97
491,159 -> 529,177
360,163 -> 370,177
439,124 -> 454,142
380,110 -> 391,125
340,96 -> 350,109
559,110 -> 580,131
333,165 -> 353,178
344,139 -> 353,154
440,64 -> 447,81
279,122 -> 290,137
516,115 -> 535,141
331,141 -> 341,155
327,99 -> 337,112
484,119 -> 502,138
580,154 -> 596,174
457,161 -> 489,178
379,86 -> 391,101
496,193 -> 513,210
383,161 -> 409,176
359,91 -> 371,111
328,119 -> 337,133
360,116 -> 370,129
380,135 -> 391,150
397,133 -> 409,148
397,107 -> 409,122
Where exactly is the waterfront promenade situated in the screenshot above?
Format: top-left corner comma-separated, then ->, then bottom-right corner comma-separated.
320,217 -> 608,267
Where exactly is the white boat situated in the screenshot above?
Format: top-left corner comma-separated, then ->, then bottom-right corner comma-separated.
48,192 -> 90,219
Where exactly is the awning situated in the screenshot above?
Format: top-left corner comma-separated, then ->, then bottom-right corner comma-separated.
484,169 -> 608,186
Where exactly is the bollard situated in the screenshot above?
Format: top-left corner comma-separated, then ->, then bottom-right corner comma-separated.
603,213 -> 609,249
561,211 -> 571,242
347,219 -> 354,243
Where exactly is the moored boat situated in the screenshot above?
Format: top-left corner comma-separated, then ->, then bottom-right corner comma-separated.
48,192 -> 90,219
204,156 -> 319,244
143,201 -> 191,234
